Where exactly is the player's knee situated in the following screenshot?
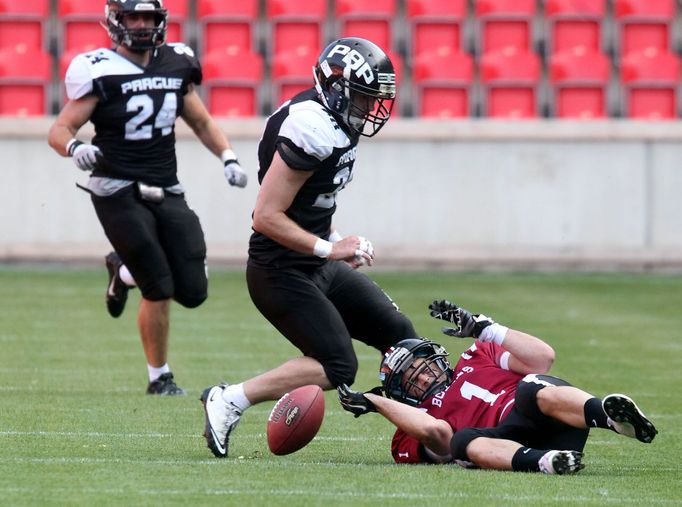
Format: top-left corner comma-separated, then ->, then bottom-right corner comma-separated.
173,275 -> 208,308
174,291 -> 207,308
450,427 -> 488,461
322,354 -> 359,388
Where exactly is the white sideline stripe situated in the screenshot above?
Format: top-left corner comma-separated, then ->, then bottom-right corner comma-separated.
0,430 -> 386,442
0,485 -> 678,503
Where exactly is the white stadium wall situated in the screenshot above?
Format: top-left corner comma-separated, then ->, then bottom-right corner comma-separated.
1,117 -> 681,271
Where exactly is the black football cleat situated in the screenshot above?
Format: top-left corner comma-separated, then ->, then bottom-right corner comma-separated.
146,372 -> 186,396
105,251 -> 130,318
603,393 -> 658,443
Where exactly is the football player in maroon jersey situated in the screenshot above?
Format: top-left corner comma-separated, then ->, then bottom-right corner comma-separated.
339,300 -> 658,475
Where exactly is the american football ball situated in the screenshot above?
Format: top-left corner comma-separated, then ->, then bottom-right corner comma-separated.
267,385 -> 325,455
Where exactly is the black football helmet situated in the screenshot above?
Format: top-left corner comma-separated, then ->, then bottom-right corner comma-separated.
104,0 -> 168,51
313,37 -> 396,137
380,338 -> 453,406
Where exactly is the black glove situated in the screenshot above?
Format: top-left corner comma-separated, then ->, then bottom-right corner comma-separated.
337,384 -> 383,418
428,299 -> 495,339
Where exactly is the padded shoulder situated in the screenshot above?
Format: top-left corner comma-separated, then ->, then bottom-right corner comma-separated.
279,101 -> 349,161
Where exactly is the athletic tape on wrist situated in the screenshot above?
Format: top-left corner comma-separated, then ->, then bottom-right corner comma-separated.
313,238 -> 333,258
479,323 -> 509,346
66,138 -> 84,157
221,148 -> 238,164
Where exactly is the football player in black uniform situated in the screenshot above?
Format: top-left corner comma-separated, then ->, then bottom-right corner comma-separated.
201,37 -> 419,458
48,0 -> 247,395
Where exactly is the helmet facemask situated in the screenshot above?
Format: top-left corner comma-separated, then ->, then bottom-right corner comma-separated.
104,1 -> 168,52
380,339 -> 453,406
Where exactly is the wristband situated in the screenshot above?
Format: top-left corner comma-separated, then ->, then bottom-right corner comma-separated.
221,148 -> 239,164
66,139 -> 84,157
313,238 -> 333,258
478,323 -> 508,346
328,230 -> 343,243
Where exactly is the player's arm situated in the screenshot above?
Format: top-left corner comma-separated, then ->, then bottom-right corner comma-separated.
367,393 -> 453,459
337,384 -> 453,460
47,95 -> 98,156
181,84 -> 247,187
429,300 -> 555,374
181,85 -> 231,157
252,152 -> 373,263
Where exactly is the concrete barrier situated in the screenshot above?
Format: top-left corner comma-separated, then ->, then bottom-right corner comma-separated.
2,117 -> 681,271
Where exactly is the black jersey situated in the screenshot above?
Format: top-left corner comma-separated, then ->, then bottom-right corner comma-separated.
249,88 -> 360,269
65,43 -> 202,187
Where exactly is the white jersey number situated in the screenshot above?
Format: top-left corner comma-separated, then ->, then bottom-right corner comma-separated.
460,381 -> 505,407
125,92 -> 177,141
313,167 -> 352,209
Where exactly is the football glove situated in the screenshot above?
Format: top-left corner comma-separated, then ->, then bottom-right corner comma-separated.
68,140 -> 106,171
428,299 -> 495,339
224,161 -> 247,188
221,149 -> 247,188
337,384 -> 383,418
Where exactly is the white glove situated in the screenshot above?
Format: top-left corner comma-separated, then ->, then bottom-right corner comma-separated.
224,161 -> 248,188
68,140 -> 103,171
221,149 -> 247,188
354,236 -> 375,266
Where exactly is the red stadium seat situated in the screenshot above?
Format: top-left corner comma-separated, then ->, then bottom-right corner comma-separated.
58,0 -> 111,53
267,0 -> 326,57
549,48 -> 610,119
544,0 -> 606,56
475,0 -> 536,54
412,48 -> 473,118
614,0 -> 675,56
479,47 -> 541,118
406,0 -> 467,59
202,47 -> 263,117
0,0 -> 50,51
0,45 -> 51,116
335,0 -> 397,51
271,47 -> 316,110
620,48 -> 680,119
197,0 -> 259,55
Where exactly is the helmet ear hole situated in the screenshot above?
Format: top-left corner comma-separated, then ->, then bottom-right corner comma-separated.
326,81 -> 348,114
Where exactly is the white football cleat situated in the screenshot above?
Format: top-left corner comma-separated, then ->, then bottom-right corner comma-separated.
538,450 -> 584,475
200,384 -> 242,458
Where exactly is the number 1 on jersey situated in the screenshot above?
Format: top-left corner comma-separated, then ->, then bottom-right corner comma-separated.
460,381 -> 505,406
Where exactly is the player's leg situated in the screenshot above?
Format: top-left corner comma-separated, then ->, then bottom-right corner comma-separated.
153,194 -> 208,309
518,374 -> 657,443
452,425 -> 584,475
201,264 -> 357,457
321,261 -> 417,353
92,187 -> 183,395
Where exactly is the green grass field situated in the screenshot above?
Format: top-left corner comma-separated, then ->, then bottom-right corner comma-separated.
1,267 -> 680,506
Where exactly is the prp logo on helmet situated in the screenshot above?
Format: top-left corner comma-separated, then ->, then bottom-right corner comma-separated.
325,44 -> 375,85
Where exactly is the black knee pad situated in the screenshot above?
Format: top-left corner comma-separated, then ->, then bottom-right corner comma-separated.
450,427 -> 492,461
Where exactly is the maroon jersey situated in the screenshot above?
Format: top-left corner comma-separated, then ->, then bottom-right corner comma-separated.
391,341 -> 523,464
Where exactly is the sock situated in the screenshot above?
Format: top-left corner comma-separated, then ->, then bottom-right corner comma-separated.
584,397 -> 610,429
148,363 -> 170,382
119,264 -> 136,286
511,447 -> 546,472
221,383 -> 252,412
